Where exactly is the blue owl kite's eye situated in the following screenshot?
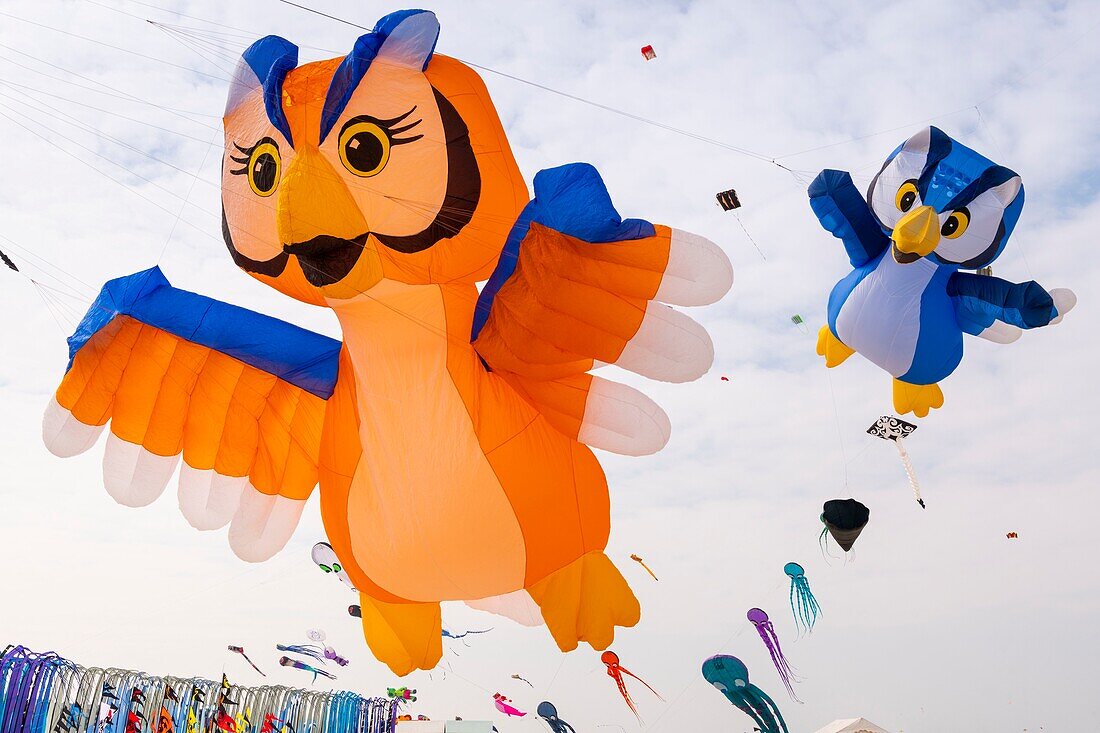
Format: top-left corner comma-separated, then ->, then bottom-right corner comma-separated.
895,180 -> 918,212
941,207 -> 969,239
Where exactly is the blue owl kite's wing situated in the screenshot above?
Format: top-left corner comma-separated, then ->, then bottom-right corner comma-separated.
808,169 -> 890,267
44,266 -> 341,562
947,271 -> 1060,334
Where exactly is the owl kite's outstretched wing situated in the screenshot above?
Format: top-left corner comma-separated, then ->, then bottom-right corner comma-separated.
472,163 -> 732,456
43,267 -> 341,562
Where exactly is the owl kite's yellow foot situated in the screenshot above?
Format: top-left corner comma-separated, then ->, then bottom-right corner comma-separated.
528,551 -> 640,653
356,593 -> 442,676
816,325 -> 854,367
893,379 -> 944,418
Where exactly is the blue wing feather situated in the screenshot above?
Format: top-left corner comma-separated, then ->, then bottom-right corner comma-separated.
947,272 -> 1057,334
69,267 -> 341,399
471,162 -> 654,341
808,169 -> 890,267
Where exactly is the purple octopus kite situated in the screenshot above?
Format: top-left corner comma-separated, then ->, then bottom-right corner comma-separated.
746,608 -> 800,702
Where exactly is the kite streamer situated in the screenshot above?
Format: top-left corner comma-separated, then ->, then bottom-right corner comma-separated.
0,646 -> 397,733
746,609 -> 800,702
783,563 -> 821,634
277,658 -> 335,685
226,647 -> 265,677
629,554 -> 658,581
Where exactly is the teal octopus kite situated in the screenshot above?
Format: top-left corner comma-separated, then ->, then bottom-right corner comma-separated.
701,655 -> 788,733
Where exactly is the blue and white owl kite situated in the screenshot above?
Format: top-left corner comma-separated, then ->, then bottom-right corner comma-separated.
808,126 -> 1075,417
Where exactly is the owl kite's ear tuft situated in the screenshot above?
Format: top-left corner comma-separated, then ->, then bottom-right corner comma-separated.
318,10 -> 439,142
374,9 -> 440,71
226,35 -> 298,143
989,174 -> 1023,206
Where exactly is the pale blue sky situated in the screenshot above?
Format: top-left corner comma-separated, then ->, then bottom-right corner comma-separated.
1,1 -> 1098,731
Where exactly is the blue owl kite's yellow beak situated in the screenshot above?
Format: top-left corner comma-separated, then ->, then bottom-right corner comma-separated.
892,205 -> 940,263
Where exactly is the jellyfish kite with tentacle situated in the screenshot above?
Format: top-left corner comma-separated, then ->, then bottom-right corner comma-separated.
600,650 -> 663,722
701,655 -> 789,733
746,609 -> 800,702
784,562 -> 821,633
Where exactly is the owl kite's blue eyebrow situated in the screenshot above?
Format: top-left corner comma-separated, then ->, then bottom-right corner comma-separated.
319,9 -> 438,144
240,35 -> 298,147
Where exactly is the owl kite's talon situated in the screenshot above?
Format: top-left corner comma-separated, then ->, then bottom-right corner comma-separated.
893,380 -> 943,418
528,551 -> 640,653
356,594 -> 442,676
816,325 -> 854,367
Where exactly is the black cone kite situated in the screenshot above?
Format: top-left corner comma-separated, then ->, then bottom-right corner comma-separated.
821,498 -> 869,552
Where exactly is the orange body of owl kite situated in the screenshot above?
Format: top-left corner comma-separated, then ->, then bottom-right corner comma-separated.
43,10 -> 732,675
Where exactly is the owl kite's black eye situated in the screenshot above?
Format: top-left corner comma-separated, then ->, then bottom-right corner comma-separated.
339,119 -> 391,177
941,207 -> 970,239
252,152 -> 278,194
229,137 -> 280,197
895,180 -> 919,212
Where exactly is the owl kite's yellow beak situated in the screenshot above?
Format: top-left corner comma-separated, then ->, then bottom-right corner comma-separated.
277,146 -> 367,246
892,205 -> 940,262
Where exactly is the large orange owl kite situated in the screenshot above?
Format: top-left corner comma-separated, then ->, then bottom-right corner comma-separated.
42,10 -> 732,674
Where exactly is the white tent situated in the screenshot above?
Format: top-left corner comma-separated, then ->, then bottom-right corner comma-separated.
811,718 -> 893,733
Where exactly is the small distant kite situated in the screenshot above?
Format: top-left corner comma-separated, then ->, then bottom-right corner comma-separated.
511,674 -> 533,687
868,415 -> 924,508
536,702 -> 575,733
311,542 -> 356,591
820,498 -> 869,552
1007,532 -> 1019,539
278,657 -> 335,684
747,608 -> 799,702
790,314 -> 808,333
784,562 -> 820,634
493,693 -> 525,717
306,630 -> 350,666
629,554 -> 658,581
640,45 -> 656,60
720,376 -> 730,381
227,646 -> 266,677
442,627 -> 492,640
387,687 -> 416,702
601,651 -> 662,722
716,189 -> 741,211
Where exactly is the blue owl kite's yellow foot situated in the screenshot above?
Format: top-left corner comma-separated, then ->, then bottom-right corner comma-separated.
816,325 -> 854,368
893,379 -> 944,418
528,551 -> 640,653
